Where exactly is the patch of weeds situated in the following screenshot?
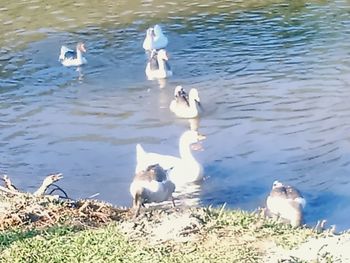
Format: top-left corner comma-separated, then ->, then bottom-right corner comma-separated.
0,225 -> 78,250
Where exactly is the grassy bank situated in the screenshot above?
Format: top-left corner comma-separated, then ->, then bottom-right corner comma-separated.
0,193 -> 349,262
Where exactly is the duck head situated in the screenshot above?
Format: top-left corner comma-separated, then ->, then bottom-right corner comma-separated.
180,130 -> 206,151
272,180 -> 284,189
157,49 -> 169,61
174,85 -> 184,96
147,27 -> 155,38
189,88 -> 200,104
77,42 -> 86,53
153,24 -> 163,36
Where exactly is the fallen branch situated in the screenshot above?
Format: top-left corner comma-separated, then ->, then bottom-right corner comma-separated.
0,185 -> 22,195
2,175 -> 19,192
34,173 -> 63,196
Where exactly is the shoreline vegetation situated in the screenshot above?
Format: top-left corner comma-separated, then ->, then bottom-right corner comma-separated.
0,175 -> 349,263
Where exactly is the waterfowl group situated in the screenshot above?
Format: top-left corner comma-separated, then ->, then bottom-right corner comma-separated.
58,27 -> 308,227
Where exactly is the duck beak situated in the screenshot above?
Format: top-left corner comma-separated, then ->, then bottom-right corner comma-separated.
197,133 -> 206,141
190,133 -> 206,151
191,143 -> 203,151
81,44 -> 87,53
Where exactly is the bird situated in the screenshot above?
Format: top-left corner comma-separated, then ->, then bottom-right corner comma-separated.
143,28 -> 155,51
266,180 -> 306,227
58,42 -> 87,67
142,24 -> 168,52
145,49 -> 172,80
129,164 -> 175,218
170,86 -> 202,118
135,130 -> 206,186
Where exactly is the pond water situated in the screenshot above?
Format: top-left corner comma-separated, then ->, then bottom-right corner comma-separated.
1,0 -> 350,230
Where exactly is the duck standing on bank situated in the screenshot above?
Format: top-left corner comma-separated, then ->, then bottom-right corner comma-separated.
266,180 -> 306,227
130,163 -> 175,218
170,86 -> 202,118
59,42 -> 87,67
145,49 -> 172,80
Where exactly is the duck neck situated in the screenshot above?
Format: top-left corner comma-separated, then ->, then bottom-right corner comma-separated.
76,48 -> 83,63
189,98 -> 198,109
157,58 -> 167,72
179,139 -> 195,162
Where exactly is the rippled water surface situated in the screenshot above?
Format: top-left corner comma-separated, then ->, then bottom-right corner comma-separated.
1,0 -> 350,229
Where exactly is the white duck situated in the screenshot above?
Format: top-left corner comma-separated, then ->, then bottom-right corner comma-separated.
135,130 -> 206,186
59,42 -> 87,67
170,86 -> 202,118
266,180 -> 306,227
142,28 -> 155,51
130,163 -> 175,217
142,25 -> 168,52
145,49 -> 172,80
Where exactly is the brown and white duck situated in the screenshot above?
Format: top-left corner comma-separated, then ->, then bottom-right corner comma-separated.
129,164 -> 175,217
266,180 -> 306,227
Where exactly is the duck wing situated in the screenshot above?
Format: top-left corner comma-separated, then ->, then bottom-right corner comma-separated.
149,55 -> 159,70
64,50 -> 77,60
176,90 -> 190,107
59,46 -> 73,61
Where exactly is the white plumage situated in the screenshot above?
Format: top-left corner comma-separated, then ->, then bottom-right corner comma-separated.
145,49 -> 173,80
58,42 -> 87,67
142,24 -> 168,52
170,86 -> 202,118
135,130 -> 206,187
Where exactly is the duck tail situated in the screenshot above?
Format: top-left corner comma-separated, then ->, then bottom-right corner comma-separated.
136,144 -> 146,162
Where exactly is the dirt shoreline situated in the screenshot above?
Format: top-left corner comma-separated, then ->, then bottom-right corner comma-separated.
1,191 -> 350,262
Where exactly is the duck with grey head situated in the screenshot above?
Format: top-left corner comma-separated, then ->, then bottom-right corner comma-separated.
145,49 -> 173,80
130,163 -> 175,218
266,180 -> 306,227
170,86 -> 203,118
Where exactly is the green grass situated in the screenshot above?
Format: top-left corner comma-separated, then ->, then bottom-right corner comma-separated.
0,208 -> 317,263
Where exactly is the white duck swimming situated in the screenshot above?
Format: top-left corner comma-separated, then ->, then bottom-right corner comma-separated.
130,163 -> 175,217
145,49 -> 172,80
142,28 -> 155,51
266,180 -> 306,227
170,86 -> 202,118
135,130 -> 206,186
59,42 -> 87,67
142,24 -> 168,52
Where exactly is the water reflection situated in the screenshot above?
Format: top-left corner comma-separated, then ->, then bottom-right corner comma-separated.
76,67 -> 84,82
189,117 -> 200,131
